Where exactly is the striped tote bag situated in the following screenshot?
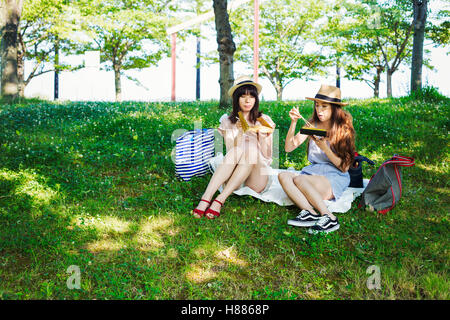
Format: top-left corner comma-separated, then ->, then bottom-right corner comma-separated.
175,129 -> 215,181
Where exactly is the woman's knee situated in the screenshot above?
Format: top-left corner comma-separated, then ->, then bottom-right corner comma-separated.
246,167 -> 269,193
278,172 -> 293,185
293,175 -> 308,190
224,146 -> 244,164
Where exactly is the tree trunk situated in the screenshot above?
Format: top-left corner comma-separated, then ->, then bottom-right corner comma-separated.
274,79 -> 283,101
213,0 -> 235,108
17,44 -> 24,97
373,66 -> 382,98
114,66 -> 122,102
386,68 -> 393,98
373,81 -> 379,98
1,0 -> 23,100
276,87 -> 283,101
411,0 -> 428,93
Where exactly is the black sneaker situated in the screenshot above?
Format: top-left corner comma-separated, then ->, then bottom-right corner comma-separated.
287,210 -> 321,227
308,215 -> 340,234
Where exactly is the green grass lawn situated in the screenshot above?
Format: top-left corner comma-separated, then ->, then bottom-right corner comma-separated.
0,90 -> 448,300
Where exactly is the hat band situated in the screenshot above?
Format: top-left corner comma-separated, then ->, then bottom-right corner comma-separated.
315,93 -> 342,103
236,80 -> 255,86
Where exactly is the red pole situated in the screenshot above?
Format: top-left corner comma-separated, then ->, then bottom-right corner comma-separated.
171,33 -> 176,101
253,0 -> 259,82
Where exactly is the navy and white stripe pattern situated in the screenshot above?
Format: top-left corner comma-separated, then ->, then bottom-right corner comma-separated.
175,129 -> 215,181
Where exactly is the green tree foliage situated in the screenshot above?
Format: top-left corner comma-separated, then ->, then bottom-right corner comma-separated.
230,0 -> 330,101
324,0 -> 386,97
18,0 -> 83,97
75,0 -> 176,102
343,41 -> 385,98
351,0 -> 416,97
318,0 -> 354,88
332,0 -> 445,97
426,8 -> 449,50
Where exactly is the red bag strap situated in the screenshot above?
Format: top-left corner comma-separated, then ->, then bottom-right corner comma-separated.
384,155 -> 415,167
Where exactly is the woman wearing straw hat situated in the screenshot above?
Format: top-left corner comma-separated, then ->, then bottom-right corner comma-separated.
193,75 -> 276,219
278,84 -> 356,233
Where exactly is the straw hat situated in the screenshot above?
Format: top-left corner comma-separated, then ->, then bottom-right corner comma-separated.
306,84 -> 348,106
228,75 -> 262,97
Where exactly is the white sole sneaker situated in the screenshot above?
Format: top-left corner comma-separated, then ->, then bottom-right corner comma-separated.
287,220 -> 319,227
308,224 -> 340,234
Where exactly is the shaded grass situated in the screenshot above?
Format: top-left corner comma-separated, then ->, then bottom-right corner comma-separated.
0,94 -> 449,300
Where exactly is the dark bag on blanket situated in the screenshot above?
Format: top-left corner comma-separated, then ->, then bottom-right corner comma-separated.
358,155 -> 415,214
349,153 -> 375,188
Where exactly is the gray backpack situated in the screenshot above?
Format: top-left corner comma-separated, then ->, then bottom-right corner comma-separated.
358,155 -> 415,214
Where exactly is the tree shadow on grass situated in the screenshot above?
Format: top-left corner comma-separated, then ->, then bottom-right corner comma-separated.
0,167 -> 103,299
0,101 -> 233,298
1,100 -> 448,299
0,101 -> 201,203
0,165 -> 189,299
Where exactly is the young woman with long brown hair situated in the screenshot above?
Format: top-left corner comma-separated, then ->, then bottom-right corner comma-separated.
193,76 -> 276,220
278,85 -> 355,233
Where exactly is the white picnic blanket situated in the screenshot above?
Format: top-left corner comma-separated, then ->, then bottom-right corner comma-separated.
209,153 -> 368,213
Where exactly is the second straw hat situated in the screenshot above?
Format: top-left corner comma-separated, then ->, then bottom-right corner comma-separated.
306,84 -> 348,106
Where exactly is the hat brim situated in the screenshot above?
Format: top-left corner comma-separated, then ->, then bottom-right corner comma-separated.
228,82 -> 262,97
306,97 -> 348,106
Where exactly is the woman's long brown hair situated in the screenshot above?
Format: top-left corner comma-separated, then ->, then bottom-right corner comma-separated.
229,84 -> 262,124
309,102 -> 356,170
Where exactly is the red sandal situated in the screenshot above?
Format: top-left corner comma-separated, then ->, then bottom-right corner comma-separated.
192,199 -> 211,218
205,199 -> 223,219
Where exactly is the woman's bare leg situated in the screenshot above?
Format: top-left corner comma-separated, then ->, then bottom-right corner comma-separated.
293,175 -> 336,219
215,163 -> 254,201
244,163 -> 269,193
206,142 -> 266,218
193,146 -> 244,215
207,163 -> 270,218
278,172 -> 319,215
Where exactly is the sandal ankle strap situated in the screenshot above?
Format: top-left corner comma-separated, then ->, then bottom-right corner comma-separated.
213,199 -> 223,206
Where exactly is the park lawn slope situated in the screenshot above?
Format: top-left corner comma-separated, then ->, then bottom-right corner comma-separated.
0,93 -> 448,299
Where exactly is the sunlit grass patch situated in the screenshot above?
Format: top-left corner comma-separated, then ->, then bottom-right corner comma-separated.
184,242 -> 251,286
139,216 -> 174,233
71,215 -> 132,235
416,163 -> 450,176
132,216 -> 180,252
0,168 -> 57,206
134,233 -> 165,252
186,262 -> 219,284
420,273 -> 449,299
86,238 -> 127,253
215,245 -> 248,267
